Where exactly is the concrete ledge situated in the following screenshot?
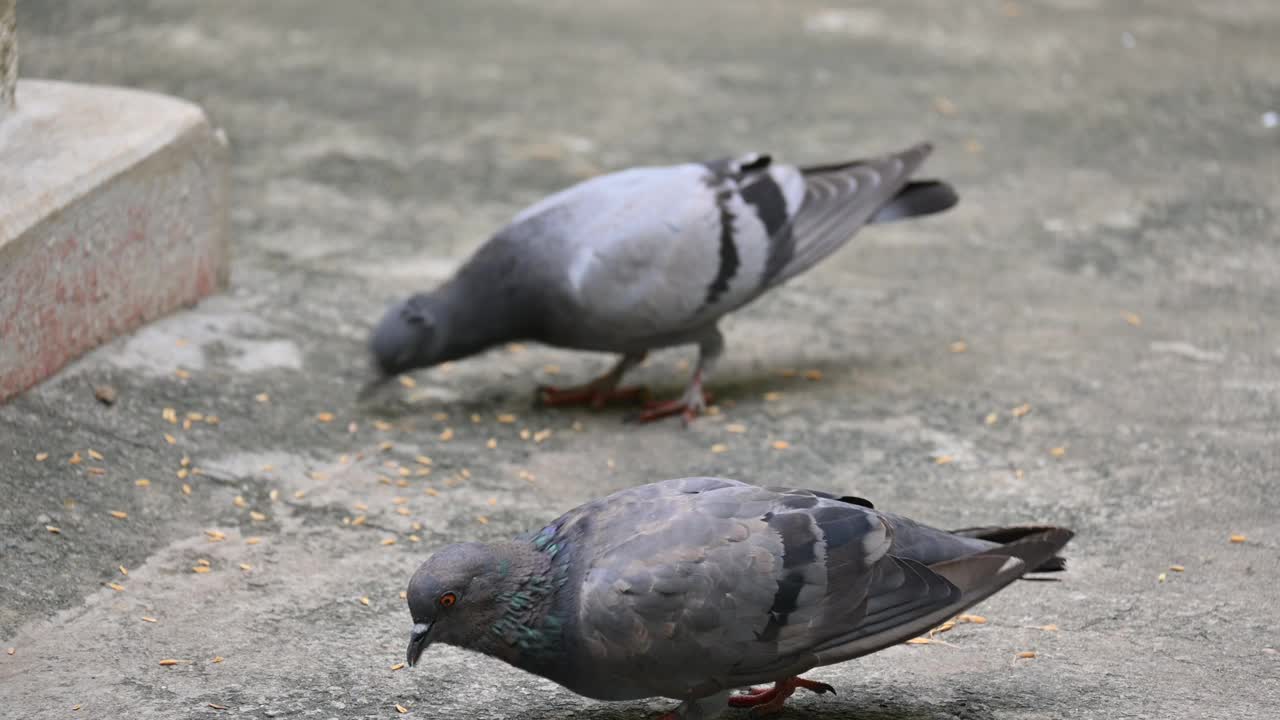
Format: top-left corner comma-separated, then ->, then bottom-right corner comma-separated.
0,79 -> 229,402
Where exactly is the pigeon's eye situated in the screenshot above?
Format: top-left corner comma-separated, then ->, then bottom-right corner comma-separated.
438,592 -> 458,608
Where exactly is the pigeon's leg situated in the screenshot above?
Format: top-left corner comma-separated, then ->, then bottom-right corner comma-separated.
637,330 -> 723,425
727,677 -> 836,714
537,352 -> 648,408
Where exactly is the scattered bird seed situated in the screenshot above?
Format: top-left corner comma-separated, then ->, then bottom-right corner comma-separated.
933,455 -> 954,465
68,452 -> 83,465
395,704 -> 409,715
245,537 -> 262,545
164,434 -> 177,446
1011,403 -> 1032,417
35,452 -> 49,462
46,526 -> 61,534
949,341 -> 967,353
382,538 -> 397,546
359,596 -> 371,606
141,616 -> 158,623
497,413 -> 517,424
1050,447 -> 1066,458
192,566 -> 211,574
1016,651 -> 1037,659
763,392 -> 783,402
391,663 -> 406,671
158,659 -> 182,666
88,449 -> 104,461
316,412 -> 335,423
1169,565 -> 1185,572
1229,534 -> 1247,544
106,582 -> 125,592
771,440 -> 790,450
710,443 -> 729,454
399,376 -> 417,389
109,510 -> 128,519
984,413 -> 998,426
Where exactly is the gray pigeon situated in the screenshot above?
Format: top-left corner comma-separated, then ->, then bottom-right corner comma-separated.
367,142 -> 957,423
405,477 -> 1072,718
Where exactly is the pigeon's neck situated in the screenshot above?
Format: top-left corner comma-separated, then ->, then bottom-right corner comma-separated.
434,249 -> 541,362
471,539 -> 574,676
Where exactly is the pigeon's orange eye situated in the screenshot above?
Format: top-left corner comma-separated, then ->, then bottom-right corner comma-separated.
438,592 -> 458,608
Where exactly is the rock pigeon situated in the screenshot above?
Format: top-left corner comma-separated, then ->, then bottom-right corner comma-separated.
404,477 -> 1072,718
366,142 -> 958,423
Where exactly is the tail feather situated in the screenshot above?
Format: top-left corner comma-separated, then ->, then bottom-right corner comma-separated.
949,525 -> 1073,573
870,180 -> 959,224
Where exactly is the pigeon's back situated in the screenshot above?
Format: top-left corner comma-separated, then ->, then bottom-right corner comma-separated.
533,477 -> 1070,702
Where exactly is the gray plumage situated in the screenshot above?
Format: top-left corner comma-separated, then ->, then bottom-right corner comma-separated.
366,143 -> 958,420
405,477 -> 1072,718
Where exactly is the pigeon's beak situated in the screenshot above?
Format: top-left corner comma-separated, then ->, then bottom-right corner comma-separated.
406,622 -> 433,667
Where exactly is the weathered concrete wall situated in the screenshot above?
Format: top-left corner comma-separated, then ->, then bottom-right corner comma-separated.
0,80 -> 230,401
0,0 -> 15,117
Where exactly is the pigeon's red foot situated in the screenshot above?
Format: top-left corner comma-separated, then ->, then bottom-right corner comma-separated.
536,383 -> 649,409
635,391 -> 715,425
728,676 -> 836,715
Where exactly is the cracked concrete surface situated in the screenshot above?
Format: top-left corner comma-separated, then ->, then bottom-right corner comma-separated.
3,1 -> 1279,718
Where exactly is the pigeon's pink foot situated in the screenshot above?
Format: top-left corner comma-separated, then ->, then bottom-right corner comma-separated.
728,677 -> 836,715
635,391 -> 714,425
536,384 -> 648,409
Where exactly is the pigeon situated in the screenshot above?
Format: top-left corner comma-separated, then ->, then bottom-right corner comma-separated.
404,477 -> 1072,718
366,142 -> 958,423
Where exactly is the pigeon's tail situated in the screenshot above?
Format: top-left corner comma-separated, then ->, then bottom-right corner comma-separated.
770,142 -> 956,286
869,180 -> 959,224
948,525 -> 1073,573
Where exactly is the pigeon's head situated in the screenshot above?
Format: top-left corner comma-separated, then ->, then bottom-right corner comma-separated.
405,542 -> 505,665
368,293 -> 446,382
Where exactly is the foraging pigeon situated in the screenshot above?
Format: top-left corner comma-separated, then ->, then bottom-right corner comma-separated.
367,142 -> 957,423
405,477 -> 1072,718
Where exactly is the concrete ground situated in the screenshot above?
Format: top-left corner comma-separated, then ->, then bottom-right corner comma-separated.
4,0 -> 1278,718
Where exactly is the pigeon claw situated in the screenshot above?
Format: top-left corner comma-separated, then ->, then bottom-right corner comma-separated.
634,391 -> 714,425
535,384 -> 649,409
728,677 -> 837,715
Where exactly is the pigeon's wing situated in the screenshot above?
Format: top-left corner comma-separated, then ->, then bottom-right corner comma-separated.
500,145 -> 952,349
561,479 -> 1069,697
